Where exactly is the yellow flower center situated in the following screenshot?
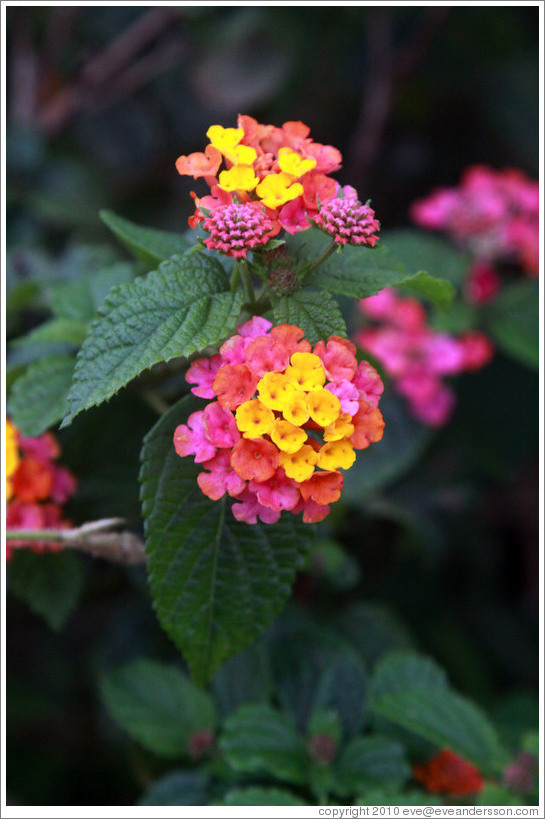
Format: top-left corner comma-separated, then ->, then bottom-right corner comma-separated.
279,444 -> 317,482
270,419 -> 308,453
218,165 -> 259,192
316,439 -> 356,471
257,373 -> 296,412
285,352 -> 326,392
255,173 -> 304,209
235,399 -> 275,438
277,147 -> 317,178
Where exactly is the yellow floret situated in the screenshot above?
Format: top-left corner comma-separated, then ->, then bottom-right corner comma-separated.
255,173 -> 303,209
218,165 -> 259,192
207,125 -> 244,152
316,439 -> 356,471
285,352 -> 326,392
282,392 -> 311,426
277,147 -> 317,178
279,444 -> 317,482
270,419 -> 308,454
323,413 -> 355,442
235,399 -> 275,438
6,418 -> 20,501
257,373 -> 296,412
306,389 -> 341,427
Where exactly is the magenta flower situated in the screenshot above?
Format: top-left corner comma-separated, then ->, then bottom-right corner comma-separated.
186,354 -> 222,399
313,194 -> 380,247
197,451 -> 246,500
202,202 -> 276,259
173,411 -> 217,463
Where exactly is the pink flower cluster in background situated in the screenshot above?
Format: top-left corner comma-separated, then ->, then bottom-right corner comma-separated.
6,421 -> 77,561
355,289 -> 494,427
410,165 -> 539,278
174,318 -> 385,524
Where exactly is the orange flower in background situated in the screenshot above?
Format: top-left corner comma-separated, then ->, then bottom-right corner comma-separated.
413,749 -> 485,796
5,419 -> 77,561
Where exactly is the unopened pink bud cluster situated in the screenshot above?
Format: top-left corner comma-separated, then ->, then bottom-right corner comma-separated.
314,194 -> 380,247
202,202 -> 276,259
355,288 -> 494,427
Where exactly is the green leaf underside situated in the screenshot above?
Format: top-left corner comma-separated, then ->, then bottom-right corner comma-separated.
100,209 -> 191,265
8,354 -> 76,436
223,787 -> 308,806
101,659 -> 216,758
63,254 -> 244,426
220,704 -> 309,784
7,550 -> 84,631
140,395 -> 312,685
335,736 -> 411,795
370,652 -> 505,772
485,280 -> 539,369
273,290 -> 347,345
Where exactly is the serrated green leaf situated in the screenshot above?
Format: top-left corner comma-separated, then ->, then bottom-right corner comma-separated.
222,786 -> 308,806
484,280 -> 539,369
335,735 -> 411,796
12,318 -> 88,348
7,550 -> 84,631
220,704 -> 309,784
370,652 -> 506,772
382,229 -> 470,288
100,209 -> 191,266
101,659 -> 216,759
8,354 -> 75,436
140,395 -> 312,685
273,289 -> 347,345
63,254 -> 243,426
342,393 -> 433,499
138,770 -> 210,806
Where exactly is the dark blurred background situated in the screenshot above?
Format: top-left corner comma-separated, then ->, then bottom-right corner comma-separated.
6,5 -> 539,806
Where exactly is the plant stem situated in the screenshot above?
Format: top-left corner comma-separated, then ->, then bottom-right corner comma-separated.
238,259 -> 258,310
300,238 -> 337,281
6,517 -> 125,541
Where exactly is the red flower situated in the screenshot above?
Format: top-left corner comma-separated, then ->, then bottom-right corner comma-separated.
413,749 -> 484,796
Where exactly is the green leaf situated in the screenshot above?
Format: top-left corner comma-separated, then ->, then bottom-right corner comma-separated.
12,318 -> 88,348
342,393 -> 433,499
100,209 -> 191,266
312,652 -> 368,738
211,643 -> 273,718
338,604 -> 414,668
63,254 -> 244,426
48,262 -> 135,323
370,652 -> 506,772
8,354 -> 75,436
397,270 -> 456,312
220,704 -> 309,785
138,770 -> 210,806
477,784 -> 527,807
101,659 -> 216,759
382,229 -> 470,288
7,550 -> 84,631
484,280 -> 539,369
335,736 -> 411,796
273,289 -> 347,345
140,395 -> 312,685
302,231 -> 454,310
222,787 -> 308,806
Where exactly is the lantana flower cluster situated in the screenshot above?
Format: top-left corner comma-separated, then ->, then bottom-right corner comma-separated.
173,318 -> 385,524
410,165 -> 539,280
6,419 -> 76,561
413,749 -> 484,796
355,289 -> 494,427
176,115 -> 379,256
